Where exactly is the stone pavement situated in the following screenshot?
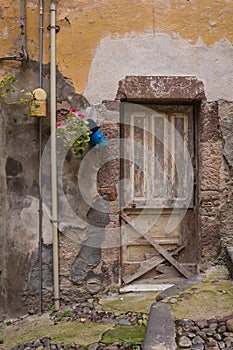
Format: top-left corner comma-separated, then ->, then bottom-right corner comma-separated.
1,265 -> 233,350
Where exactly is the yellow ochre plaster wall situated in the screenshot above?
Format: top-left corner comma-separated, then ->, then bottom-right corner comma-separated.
0,0 -> 233,93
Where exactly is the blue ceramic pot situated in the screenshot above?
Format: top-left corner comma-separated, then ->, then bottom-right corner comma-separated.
89,129 -> 108,147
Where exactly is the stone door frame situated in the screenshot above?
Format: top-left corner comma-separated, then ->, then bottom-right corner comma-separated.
114,75 -> 217,271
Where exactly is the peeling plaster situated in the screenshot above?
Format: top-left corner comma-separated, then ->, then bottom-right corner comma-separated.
21,196 -> 53,248
84,34 -> 233,104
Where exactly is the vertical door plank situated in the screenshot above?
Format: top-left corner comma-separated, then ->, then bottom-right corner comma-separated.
133,115 -> 147,199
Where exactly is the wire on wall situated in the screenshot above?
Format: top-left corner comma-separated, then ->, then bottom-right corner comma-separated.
0,0 -> 28,61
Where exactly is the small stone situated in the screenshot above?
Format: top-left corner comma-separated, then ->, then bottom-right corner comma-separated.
209,323 -> 218,331
207,331 -> 215,337
118,319 -> 131,325
218,341 -> 225,349
191,343 -> 204,350
25,342 -> 33,348
178,336 -> 192,348
206,338 -> 217,347
130,315 -> 137,324
214,333 -> 222,341
177,325 -> 185,336
196,320 -> 208,329
183,324 -> 192,332
16,345 -> 24,350
223,336 -> 233,347
34,339 -> 43,347
177,319 -> 192,326
41,338 -> 51,346
211,278 -> 220,283
88,344 -> 98,350
180,293 -> 191,299
193,335 -> 205,344
217,325 -> 226,333
208,318 -> 218,324
185,332 -> 196,338
226,319 -> 233,332
101,317 -> 113,324
223,332 -> 233,337
169,298 -> 178,303
112,341 -> 122,346
197,331 -> 208,341
190,326 -> 200,333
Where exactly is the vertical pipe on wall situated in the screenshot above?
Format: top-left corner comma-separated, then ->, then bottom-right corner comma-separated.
20,0 -> 28,60
38,0 -> 44,315
50,1 -> 60,311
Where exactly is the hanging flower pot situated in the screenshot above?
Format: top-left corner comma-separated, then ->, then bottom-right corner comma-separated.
89,129 -> 108,147
87,119 -> 108,148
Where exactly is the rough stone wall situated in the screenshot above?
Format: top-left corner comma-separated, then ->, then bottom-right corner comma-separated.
198,100 -> 233,264
198,102 -> 222,262
219,101 -> 233,250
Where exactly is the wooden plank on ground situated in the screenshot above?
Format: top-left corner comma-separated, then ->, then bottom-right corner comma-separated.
121,213 -> 192,279
123,245 -> 185,284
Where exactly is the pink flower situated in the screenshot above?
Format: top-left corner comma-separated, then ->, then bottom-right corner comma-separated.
70,108 -> 77,115
56,122 -> 62,129
77,114 -> 84,120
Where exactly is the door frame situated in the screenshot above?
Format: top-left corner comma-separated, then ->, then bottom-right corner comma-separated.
117,76 -> 205,286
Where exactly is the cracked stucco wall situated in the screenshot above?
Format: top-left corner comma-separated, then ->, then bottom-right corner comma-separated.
1,0 -> 233,97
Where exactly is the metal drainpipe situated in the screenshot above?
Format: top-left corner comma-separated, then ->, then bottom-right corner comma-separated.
38,0 -> 44,315
50,1 -> 60,311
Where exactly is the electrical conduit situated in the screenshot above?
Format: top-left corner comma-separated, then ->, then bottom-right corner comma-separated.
38,0 -> 44,315
50,1 -> 60,311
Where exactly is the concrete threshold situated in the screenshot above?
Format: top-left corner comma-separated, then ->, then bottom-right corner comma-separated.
120,283 -> 174,293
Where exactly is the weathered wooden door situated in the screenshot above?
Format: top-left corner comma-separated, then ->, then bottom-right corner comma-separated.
120,103 -> 197,287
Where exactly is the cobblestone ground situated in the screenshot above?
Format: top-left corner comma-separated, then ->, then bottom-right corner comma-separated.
1,299 -> 233,349
176,316 -> 233,350
0,299 -> 146,350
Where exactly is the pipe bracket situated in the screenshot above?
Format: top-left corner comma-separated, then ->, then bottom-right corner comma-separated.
47,24 -> 60,33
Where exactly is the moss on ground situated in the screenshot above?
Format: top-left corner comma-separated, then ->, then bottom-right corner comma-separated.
101,325 -> 146,344
1,315 -> 114,349
2,267 -> 233,349
99,292 -> 159,314
165,266 -> 233,320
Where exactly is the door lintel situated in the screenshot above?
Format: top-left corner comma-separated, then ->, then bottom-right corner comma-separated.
116,76 -> 206,102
